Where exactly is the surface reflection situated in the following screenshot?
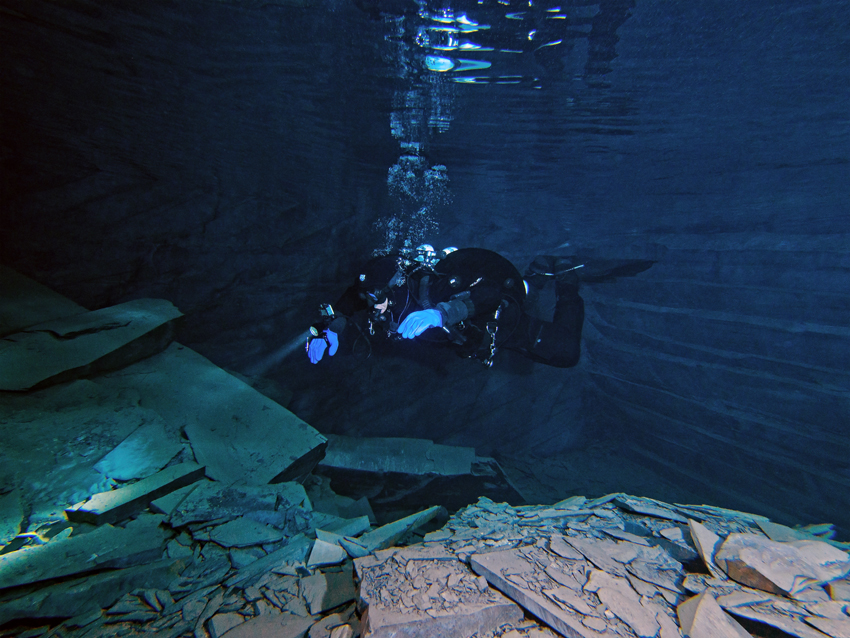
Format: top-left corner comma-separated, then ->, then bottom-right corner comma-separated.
370,0 -> 637,253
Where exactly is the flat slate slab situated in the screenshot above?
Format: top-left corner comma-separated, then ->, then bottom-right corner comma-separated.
0,379 -> 172,533
0,265 -> 86,338
167,480 -> 311,536
471,548 -> 620,638
316,434 -> 523,516
358,506 -> 443,553
65,462 -> 206,525
0,514 -> 168,590
0,298 -> 182,391
94,420 -> 185,481
0,557 -> 185,626
677,592 -> 753,638
301,566 -> 356,615
97,343 -> 327,485
208,517 -> 286,548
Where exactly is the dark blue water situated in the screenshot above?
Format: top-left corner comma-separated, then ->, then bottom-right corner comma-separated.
1,0 -> 848,534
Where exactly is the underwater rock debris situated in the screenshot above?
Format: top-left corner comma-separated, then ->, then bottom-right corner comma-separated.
2,271 -> 849,638
317,434 -> 524,520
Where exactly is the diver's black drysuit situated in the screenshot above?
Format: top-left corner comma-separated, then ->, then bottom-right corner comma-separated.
324,248 -> 587,368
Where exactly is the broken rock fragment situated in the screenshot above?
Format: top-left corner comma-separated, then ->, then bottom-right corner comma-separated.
301,565 -> 356,615
0,514 -> 168,590
356,545 -> 523,638
98,343 -> 327,485
357,505 -> 443,553
209,516 -> 287,548
688,519 -> 725,579
316,434 -> 523,518
614,496 -> 688,524
584,569 -> 659,637
217,613 -> 314,638
65,462 -> 206,525
0,556 -> 186,626
470,547 -> 606,638
330,625 -> 354,638
308,539 -> 349,568
828,579 -> 850,602
804,615 -> 850,638
168,480 -> 311,537
715,533 -> 850,597
677,592 -> 753,638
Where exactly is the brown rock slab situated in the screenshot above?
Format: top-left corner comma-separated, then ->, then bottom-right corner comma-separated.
548,535 -> 584,560
0,514 -> 168,590
602,527 -> 654,546
0,298 -> 181,391
660,527 -> 686,543
65,462 -> 205,525
543,586 -> 595,616
657,611 -> 684,638
220,613 -> 314,638
624,545 -> 685,594
357,545 -> 524,638
715,533 -> 850,597
757,520 -> 817,543
307,606 -> 354,638
0,379 -> 168,526
677,592 -> 753,638
674,504 -> 770,525
716,590 -> 773,608
339,537 -> 370,559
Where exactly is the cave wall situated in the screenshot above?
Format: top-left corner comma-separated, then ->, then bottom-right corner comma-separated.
1,0 -> 848,534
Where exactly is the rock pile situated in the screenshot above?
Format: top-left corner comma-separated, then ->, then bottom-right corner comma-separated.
360,494 -> 849,638
2,269 -> 849,638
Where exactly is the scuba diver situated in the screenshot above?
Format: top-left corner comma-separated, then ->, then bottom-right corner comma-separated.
306,245 -> 654,369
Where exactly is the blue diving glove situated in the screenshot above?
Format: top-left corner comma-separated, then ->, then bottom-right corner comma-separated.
307,329 -> 339,364
398,309 -> 443,339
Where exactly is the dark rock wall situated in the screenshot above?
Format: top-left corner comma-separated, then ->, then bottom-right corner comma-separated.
1,1 -> 848,534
